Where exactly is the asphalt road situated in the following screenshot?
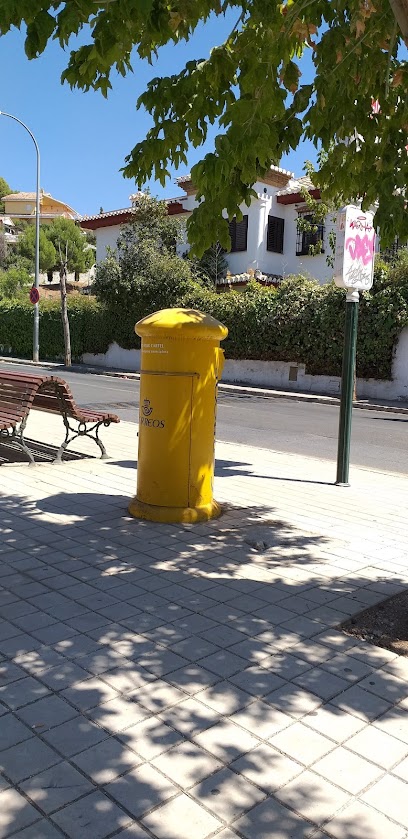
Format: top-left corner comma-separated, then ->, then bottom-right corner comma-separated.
2,362 -> 408,475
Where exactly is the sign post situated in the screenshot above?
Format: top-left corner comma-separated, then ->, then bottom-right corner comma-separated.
334,206 -> 376,486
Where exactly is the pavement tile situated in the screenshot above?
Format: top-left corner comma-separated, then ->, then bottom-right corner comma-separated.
168,635 -> 219,661
323,799 -> 406,839
158,696 -> 221,736
111,825 -> 151,839
200,624 -> 246,649
275,769 -> 350,825
104,763 -> 178,819
0,714 -> 33,751
373,704 -> 408,744
235,796 -> 316,839
320,653 -> 374,683
190,766 -> 265,821
269,722 -> 334,765
142,793 -> 221,839
0,787 -> 42,838
38,662 -> 91,691
41,715 -> 107,757
61,676 -> 119,711
118,716 -> 184,760
0,633 -> 44,657
0,676 -> 50,710
166,664 -> 220,694
292,668 -> 349,701
72,736 -> 142,783
87,694 -> 149,733
231,743 -> 304,793
312,745 -> 383,794
229,665 -> 287,698
197,650 -> 248,678
260,653 -> 312,680
152,739 -> 222,788
16,694 -> 78,732
362,774 -> 408,829
129,679 -> 187,712
11,820 -> 65,838
231,700 -> 293,739
330,684 -> 392,721
51,789 -> 131,838
346,725 -> 408,769
194,718 -> 259,761
358,671 -> 408,705
21,761 -> 93,813
392,756 -> 408,781
0,736 -> 61,783
264,686 -> 322,718
197,680 -> 253,714
0,661 -> 27,685
301,704 -> 367,743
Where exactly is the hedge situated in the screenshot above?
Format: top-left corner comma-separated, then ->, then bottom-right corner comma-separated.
0,297 -> 110,362
1,270 -> 407,380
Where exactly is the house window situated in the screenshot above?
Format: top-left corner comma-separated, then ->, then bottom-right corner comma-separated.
296,213 -> 325,255
267,216 -> 285,253
229,215 -> 248,252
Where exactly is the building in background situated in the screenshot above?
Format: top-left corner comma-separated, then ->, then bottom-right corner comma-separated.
81,168 -> 338,286
2,190 -> 79,226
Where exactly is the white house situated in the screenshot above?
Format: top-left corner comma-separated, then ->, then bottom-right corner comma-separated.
80,167 -> 338,285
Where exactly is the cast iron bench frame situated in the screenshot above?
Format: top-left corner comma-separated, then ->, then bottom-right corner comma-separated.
0,370 -> 119,464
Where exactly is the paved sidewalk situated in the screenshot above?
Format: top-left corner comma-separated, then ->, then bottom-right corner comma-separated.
0,412 -> 407,838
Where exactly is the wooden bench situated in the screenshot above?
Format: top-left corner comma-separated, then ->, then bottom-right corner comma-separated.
0,371 -> 120,464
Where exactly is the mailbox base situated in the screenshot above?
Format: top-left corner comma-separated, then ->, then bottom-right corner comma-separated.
128,496 -> 222,523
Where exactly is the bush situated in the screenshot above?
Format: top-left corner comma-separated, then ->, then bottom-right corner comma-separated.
0,267 -> 30,299
0,296 -> 110,361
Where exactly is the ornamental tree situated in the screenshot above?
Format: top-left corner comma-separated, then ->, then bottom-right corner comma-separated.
3,1 -> 408,253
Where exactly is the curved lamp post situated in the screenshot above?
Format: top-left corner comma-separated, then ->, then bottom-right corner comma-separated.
0,112 -> 40,362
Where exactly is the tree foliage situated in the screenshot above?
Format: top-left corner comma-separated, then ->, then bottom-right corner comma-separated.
93,194 -> 198,346
0,176 -> 12,214
3,1 -> 408,253
15,224 -> 57,272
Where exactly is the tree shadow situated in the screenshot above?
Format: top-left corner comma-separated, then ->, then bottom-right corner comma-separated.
0,487 -> 407,838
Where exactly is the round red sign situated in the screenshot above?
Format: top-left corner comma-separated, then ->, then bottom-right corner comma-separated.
29,286 -> 40,305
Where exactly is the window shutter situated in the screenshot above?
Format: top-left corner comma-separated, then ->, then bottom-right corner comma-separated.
267,216 -> 284,253
229,216 -> 248,252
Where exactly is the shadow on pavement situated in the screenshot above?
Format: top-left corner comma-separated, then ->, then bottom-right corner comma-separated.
0,487 -> 406,838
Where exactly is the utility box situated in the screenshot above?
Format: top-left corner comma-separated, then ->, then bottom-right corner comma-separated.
128,308 -> 228,523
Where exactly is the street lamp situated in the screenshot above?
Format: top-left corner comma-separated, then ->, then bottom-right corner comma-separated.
0,112 -> 40,362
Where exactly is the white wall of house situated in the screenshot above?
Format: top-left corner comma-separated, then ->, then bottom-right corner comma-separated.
95,225 -> 125,263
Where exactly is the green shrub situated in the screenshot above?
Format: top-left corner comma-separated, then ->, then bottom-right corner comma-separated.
0,296 -> 110,361
0,267 -> 30,299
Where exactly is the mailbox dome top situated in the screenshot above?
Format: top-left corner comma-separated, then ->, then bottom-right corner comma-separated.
135,308 -> 228,341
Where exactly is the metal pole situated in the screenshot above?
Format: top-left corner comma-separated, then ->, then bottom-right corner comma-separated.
0,112 -> 40,361
336,289 -> 359,486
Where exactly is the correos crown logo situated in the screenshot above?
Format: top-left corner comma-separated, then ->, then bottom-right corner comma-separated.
142,399 -> 153,417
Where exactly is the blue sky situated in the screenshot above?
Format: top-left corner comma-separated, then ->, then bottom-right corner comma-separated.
0,11 -> 317,217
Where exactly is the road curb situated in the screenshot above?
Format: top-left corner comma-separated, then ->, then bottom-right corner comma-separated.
1,355 -> 408,414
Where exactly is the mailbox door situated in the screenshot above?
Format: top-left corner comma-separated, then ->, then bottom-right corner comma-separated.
137,373 -> 194,508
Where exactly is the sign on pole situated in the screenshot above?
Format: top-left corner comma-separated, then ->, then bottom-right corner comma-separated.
29,286 -> 40,305
334,206 -> 376,291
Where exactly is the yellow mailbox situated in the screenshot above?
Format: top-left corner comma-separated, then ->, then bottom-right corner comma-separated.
128,308 -> 228,523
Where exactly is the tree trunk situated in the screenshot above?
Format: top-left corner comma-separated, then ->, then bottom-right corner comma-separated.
389,0 -> 408,42
59,265 -> 72,366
